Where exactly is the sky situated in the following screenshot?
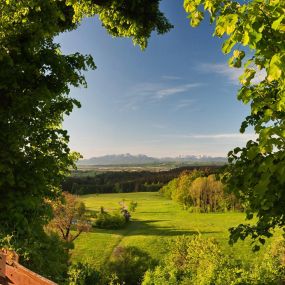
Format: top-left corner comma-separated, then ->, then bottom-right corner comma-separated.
57,0 -> 256,159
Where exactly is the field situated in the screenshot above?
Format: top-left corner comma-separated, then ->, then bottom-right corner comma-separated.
72,192 -> 277,269
76,162 -> 226,173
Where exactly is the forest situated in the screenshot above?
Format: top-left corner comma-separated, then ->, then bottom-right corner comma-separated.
63,166 -> 221,194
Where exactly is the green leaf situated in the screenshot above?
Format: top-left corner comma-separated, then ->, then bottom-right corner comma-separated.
247,146 -> 258,160
229,50 -> 245,67
226,14 -> 238,35
270,0 -> 280,5
190,11 -> 204,27
272,15 -> 284,30
242,30 -> 250,45
267,54 -> 283,82
215,16 -> 226,37
222,37 -> 236,54
248,29 -> 262,47
184,0 -> 197,13
239,69 -> 256,86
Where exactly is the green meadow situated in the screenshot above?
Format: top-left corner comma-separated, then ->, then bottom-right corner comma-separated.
72,192 -> 278,269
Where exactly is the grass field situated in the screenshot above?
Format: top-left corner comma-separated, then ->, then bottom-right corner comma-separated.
72,192 -> 277,269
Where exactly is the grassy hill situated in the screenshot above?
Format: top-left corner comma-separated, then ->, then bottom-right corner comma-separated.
72,192 -> 277,269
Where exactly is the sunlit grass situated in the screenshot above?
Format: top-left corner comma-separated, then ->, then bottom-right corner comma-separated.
72,192 -> 278,268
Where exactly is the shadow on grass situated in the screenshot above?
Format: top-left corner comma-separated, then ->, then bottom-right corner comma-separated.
93,219 -> 221,237
106,246 -> 157,285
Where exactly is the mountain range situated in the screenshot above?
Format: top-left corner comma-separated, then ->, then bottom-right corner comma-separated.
77,154 -> 227,165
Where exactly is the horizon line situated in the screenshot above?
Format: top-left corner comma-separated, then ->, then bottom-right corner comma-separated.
79,153 -> 228,160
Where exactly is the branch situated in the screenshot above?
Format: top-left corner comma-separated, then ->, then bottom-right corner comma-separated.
58,226 -> 66,240
70,229 -> 83,242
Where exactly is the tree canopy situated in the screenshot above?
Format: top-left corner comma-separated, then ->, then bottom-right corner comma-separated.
47,192 -> 91,243
184,0 -> 285,247
0,0 -> 172,278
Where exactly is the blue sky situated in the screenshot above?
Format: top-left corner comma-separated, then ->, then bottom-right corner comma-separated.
58,0 -> 256,158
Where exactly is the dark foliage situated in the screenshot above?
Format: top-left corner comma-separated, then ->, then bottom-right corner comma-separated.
63,166 -> 222,194
94,211 -> 127,229
67,262 -> 101,285
107,246 -> 156,285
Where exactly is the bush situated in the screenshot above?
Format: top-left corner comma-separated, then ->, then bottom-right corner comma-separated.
107,246 -> 155,285
142,235 -> 224,285
142,236 -> 285,285
94,211 -> 126,229
128,201 -> 138,212
247,238 -> 285,284
67,262 -> 100,285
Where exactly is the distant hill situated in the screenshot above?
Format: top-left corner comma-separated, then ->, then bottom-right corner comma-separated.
77,153 -> 227,165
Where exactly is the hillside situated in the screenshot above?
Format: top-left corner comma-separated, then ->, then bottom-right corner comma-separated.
72,192 -> 274,269
77,154 -> 227,166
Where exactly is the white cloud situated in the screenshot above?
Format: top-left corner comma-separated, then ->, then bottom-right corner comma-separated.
155,83 -> 201,99
252,69 -> 267,84
199,63 -> 266,85
174,99 -> 195,111
121,81 -> 202,110
130,82 -> 201,99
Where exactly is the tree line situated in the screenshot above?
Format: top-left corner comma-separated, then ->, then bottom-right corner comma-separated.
160,170 -> 242,212
62,166 -> 221,195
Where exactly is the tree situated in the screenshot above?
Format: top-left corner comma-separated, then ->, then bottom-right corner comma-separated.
184,0 -> 285,247
0,0 -> 172,278
128,200 -> 138,212
48,192 -> 91,243
159,178 -> 179,199
189,175 -> 226,212
171,170 -> 204,208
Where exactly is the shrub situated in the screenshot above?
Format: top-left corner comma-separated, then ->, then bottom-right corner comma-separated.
142,236 -> 285,285
142,235 -> 225,285
94,211 -> 126,229
67,262 -> 100,285
248,238 -> 285,284
107,273 -> 124,285
120,208 -> 131,222
107,246 -> 155,285
128,200 -> 138,212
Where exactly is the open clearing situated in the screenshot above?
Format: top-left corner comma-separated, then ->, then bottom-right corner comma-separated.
72,192 -> 276,268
